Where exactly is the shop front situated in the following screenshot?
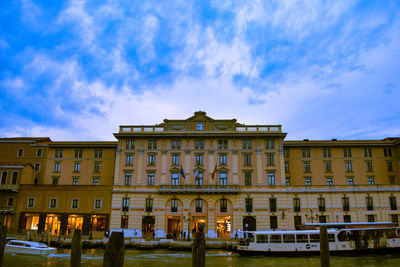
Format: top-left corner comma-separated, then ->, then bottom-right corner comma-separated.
167,216 -> 182,238
142,216 -> 155,239
216,216 -> 231,238
192,216 -> 206,233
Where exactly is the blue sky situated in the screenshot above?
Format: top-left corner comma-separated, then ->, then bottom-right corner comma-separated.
0,0 -> 399,141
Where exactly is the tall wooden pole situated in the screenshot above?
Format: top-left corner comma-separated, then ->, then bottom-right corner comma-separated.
71,229 -> 82,267
320,226 -> 330,267
192,228 -> 206,267
103,231 -> 125,267
0,225 -> 7,267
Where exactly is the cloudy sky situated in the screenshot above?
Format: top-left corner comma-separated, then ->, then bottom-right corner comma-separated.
1,0 -> 399,141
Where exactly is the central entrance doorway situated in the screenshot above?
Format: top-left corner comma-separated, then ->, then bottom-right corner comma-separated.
243,216 -> 256,231
192,216 -> 206,233
142,216 -> 155,239
167,216 -> 181,238
217,216 -> 231,238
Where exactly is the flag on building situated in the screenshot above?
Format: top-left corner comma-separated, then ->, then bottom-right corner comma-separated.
211,163 -> 217,179
194,167 -> 199,179
180,164 -> 185,179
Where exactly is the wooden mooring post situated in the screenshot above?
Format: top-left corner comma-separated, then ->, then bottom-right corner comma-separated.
320,226 -> 330,267
71,229 -> 82,267
103,231 -> 125,267
192,229 -> 206,267
0,225 -> 7,267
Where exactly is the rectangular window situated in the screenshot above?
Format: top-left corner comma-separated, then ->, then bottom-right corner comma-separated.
294,216 -> 302,230
363,148 -> 372,158
389,196 -> 397,210
36,149 -> 42,157
122,197 -> 130,211
219,154 -> 227,165
305,177 -> 312,185
389,176 -> 396,185
195,172 -> 203,186
74,149 -> 83,158
52,177 -> 59,185
195,154 -> 203,165
171,140 -> 181,150
7,198 -> 14,207
219,173 -> 227,186
267,154 -> 275,166
11,172 -> 18,184
366,161 -> 374,172
387,161 -> 394,172
270,216 -> 278,229
270,198 -> 277,212
27,197 -> 35,208
72,199 -> 79,209
92,177 -> 100,185
244,171 -> 252,186
121,215 -> 129,228
368,177 -> 375,185
342,197 -> 350,211
318,197 -> 326,212
194,140 -> 205,150
324,162 -> 332,173
148,154 -> 156,165
347,177 -> 354,185
124,173 -> 132,186
244,154 -> 252,166
1,172 -> 7,184
366,196 -> 374,210
326,177 -> 333,185
293,198 -> 301,212
172,155 -> 180,165
322,148 -> 331,158
49,198 -> 57,208
301,149 -> 311,158
147,172 -> 155,186
242,139 -> 252,149
367,215 -> 375,222
303,162 -> 311,173
268,172 -> 276,186
196,199 -> 202,212
284,148 -> 290,157
94,199 -> 102,209
125,154 -> 133,165
220,199 -> 227,212
218,140 -> 228,150
265,138 -> 275,150
93,161 -> 101,173
343,148 -> 352,158
285,162 -> 290,173
72,177 -> 79,185
171,199 -> 178,212
126,140 -> 136,150
171,173 -> 180,186
391,215 -> 399,224
53,162 -> 61,173
343,215 -> 351,223
73,162 -> 81,172
384,148 -> 392,157
17,148 -> 24,157
245,198 -> 253,212
54,149 -> 63,158
285,177 -> 290,186
345,161 -> 352,172
148,140 -> 158,150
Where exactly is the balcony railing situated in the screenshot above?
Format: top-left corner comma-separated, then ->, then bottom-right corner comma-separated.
0,205 -> 14,214
158,185 -> 239,194
0,184 -> 19,192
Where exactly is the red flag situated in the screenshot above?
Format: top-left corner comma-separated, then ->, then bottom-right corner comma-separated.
211,163 -> 217,179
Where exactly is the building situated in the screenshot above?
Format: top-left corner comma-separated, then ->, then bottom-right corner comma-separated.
0,112 -> 399,239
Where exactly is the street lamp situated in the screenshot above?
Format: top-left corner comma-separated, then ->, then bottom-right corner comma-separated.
305,210 -> 318,223
184,212 -> 193,241
89,211 -> 94,240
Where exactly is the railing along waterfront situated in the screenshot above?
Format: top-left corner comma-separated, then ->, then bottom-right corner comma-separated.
158,184 -> 239,194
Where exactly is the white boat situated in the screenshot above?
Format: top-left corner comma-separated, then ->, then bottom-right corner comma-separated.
5,239 -> 56,256
237,223 -> 400,255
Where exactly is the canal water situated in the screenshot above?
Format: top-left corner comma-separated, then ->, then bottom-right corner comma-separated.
3,248 -> 400,266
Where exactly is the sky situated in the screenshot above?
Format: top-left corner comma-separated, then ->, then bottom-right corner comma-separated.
0,0 -> 399,141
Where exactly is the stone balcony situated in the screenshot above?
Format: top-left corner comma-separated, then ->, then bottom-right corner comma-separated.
0,184 -> 19,192
158,184 -> 240,194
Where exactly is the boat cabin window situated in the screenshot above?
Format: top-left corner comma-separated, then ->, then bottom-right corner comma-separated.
256,234 -> 268,243
296,234 -> 309,243
247,233 -> 255,242
328,234 -> 335,242
283,234 -> 295,243
270,234 -> 282,243
310,234 -> 320,243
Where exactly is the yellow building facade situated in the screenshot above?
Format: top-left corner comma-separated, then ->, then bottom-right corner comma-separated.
0,112 -> 399,239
